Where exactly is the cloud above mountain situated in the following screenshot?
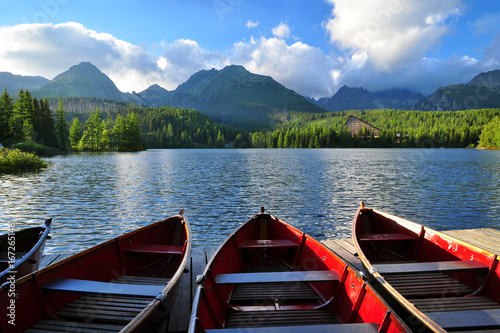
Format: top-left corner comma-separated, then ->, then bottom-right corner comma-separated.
0,22 -> 165,92
1,0 -> 500,99
323,0 -> 464,71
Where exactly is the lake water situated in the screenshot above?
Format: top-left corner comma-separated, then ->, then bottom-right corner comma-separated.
1,149 -> 499,254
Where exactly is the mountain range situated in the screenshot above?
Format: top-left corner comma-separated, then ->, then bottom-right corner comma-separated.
0,72 -> 49,93
2,62 -> 500,129
32,62 -> 128,102
308,86 -> 424,111
413,70 -> 500,110
139,65 -> 327,128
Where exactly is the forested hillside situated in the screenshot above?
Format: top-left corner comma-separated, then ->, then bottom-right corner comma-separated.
246,109 -> 500,148
2,89 -> 499,151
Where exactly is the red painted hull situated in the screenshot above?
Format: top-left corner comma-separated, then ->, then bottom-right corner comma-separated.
0,211 -> 191,333
0,219 -> 51,284
352,203 -> 500,332
189,209 -> 409,332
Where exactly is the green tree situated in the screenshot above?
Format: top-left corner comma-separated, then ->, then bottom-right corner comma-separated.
101,113 -> 114,150
69,118 -> 82,149
55,100 -> 70,151
39,98 -> 58,148
215,130 -> 225,148
113,114 -> 127,149
277,131 -> 284,148
83,108 -> 103,151
478,116 -> 500,148
0,89 -> 14,143
123,112 -> 143,151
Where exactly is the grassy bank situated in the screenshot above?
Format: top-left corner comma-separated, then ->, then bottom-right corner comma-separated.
0,148 -> 48,173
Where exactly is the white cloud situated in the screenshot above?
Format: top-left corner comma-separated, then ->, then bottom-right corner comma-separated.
340,55 -> 481,95
323,0 -> 464,71
229,37 -> 339,98
159,39 -> 226,89
246,20 -> 259,29
272,23 -> 291,39
2,11 -> 500,102
0,22 -> 164,92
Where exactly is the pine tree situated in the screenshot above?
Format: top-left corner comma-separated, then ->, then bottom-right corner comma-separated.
84,108 -> 103,151
0,89 -> 13,143
113,114 -> 127,150
39,98 -> 58,148
124,112 -> 143,151
69,118 -> 81,149
55,100 -> 70,151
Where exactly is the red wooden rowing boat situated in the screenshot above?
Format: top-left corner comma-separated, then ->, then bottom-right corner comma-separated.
352,202 -> 500,332
0,210 -> 191,333
189,207 -> 409,333
0,218 -> 51,284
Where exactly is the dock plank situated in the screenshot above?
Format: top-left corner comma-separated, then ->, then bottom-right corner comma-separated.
168,246 -> 215,333
442,228 -> 500,255
321,239 -> 363,271
40,253 -> 73,268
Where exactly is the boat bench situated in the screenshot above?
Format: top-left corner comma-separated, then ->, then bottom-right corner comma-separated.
238,239 -> 299,248
359,233 -> 417,241
374,260 -> 488,274
215,270 -> 340,284
41,278 -> 164,298
124,244 -> 184,255
426,309 -> 500,330
206,323 -> 378,333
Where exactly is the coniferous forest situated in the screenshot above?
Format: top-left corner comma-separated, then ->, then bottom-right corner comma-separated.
1,89 -> 499,153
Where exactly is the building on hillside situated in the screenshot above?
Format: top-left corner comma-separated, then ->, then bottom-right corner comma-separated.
344,115 -> 380,138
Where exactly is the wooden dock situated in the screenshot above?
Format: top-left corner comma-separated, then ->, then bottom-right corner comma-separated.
39,227 -> 499,333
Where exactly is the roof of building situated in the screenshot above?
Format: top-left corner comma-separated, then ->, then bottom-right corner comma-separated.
344,115 -> 380,131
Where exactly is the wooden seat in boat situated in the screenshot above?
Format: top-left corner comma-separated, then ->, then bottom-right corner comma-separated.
42,276 -> 167,298
215,270 -> 339,284
206,323 -> 379,333
373,260 -> 488,274
425,308 -> 500,330
238,239 -> 299,248
124,243 -> 184,255
359,233 -> 417,241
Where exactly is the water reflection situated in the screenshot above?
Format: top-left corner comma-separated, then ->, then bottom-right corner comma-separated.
0,149 -> 498,254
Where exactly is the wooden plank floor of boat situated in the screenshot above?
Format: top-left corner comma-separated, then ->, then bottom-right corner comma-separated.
28,275 -> 168,332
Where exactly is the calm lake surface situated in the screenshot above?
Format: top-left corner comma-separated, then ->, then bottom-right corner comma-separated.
1,149 -> 499,254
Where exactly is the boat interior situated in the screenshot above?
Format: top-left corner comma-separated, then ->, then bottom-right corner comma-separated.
193,214 -> 405,333
355,208 -> 500,331
6,218 -> 189,333
0,225 -> 47,272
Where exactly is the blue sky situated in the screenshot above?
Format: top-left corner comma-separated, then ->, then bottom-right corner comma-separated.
1,0 -> 500,98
